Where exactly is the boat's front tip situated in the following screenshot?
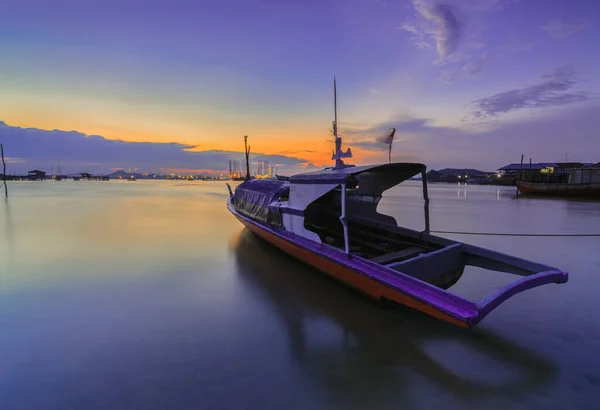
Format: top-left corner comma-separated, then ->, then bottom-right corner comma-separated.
557,270 -> 569,284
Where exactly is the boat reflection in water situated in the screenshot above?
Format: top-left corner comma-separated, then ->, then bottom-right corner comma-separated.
230,230 -> 558,406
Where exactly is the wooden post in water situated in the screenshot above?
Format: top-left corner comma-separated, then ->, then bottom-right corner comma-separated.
517,154 -> 524,197
529,158 -> 532,182
244,135 -> 251,181
421,169 -> 430,234
1,143 -> 7,198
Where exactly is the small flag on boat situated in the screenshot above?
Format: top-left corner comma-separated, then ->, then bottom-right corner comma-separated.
377,128 -> 396,145
376,128 -> 396,164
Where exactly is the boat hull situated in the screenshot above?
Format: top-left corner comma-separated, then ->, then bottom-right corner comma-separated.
518,181 -> 600,198
228,200 -> 478,327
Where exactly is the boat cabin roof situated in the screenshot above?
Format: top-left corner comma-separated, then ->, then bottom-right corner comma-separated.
290,163 -> 426,185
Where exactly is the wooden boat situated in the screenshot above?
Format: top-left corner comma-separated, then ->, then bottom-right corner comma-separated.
518,181 -> 600,198
226,80 -> 568,328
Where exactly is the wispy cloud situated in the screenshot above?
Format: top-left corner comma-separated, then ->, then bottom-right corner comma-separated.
277,149 -> 316,155
541,19 -> 588,37
439,53 -> 487,83
402,1 -> 462,61
341,118 -> 431,151
461,53 -> 487,75
343,118 -> 431,138
402,0 -> 493,81
464,0 -> 519,10
472,66 -> 589,117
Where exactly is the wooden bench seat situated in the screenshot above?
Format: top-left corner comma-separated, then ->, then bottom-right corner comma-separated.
371,247 -> 425,265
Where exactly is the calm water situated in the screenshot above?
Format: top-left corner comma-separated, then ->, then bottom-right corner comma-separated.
1,180 -> 599,410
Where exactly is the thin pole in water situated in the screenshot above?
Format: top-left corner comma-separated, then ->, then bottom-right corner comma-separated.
529,157 -> 532,182
1,143 -> 7,198
422,169 -> 430,234
517,154 -> 524,197
244,135 -> 251,181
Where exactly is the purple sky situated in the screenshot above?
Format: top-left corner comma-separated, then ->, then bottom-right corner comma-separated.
0,0 -> 598,173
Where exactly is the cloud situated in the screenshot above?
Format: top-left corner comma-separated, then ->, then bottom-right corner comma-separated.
541,19 -> 588,37
402,1 -> 462,61
463,0 -> 519,10
341,118 -> 431,151
0,121 -> 310,174
277,149 -> 316,155
399,23 -> 432,50
338,103 -> 600,170
439,53 -> 487,83
471,67 -> 589,117
343,118 -> 430,137
461,53 -> 486,75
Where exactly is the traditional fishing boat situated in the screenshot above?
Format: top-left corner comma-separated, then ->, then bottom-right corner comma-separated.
226,80 -> 568,328
518,181 -> 600,198
516,163 -> 600,198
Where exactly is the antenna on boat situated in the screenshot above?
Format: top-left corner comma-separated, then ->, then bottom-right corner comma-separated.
331,77 -> 352,168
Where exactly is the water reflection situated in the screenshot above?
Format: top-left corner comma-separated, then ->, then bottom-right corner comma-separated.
1,199 -> 14,261
231,230 -> 557,407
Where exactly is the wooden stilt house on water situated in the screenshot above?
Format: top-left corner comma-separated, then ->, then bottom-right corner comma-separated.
27,170 -> 46,181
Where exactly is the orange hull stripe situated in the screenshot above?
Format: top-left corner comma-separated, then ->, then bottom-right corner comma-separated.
238,217 -> 470,328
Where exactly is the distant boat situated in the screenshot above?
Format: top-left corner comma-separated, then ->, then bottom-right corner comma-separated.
518,181 -> 600,198
518,165 -> 600,198
226,78 -> 568,328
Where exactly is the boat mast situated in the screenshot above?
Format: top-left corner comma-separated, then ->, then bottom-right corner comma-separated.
334,77 -> 338,139
331,77 -> 352,169
333,77 -> 341,167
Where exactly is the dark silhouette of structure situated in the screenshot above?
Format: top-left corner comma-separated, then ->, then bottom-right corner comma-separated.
27,170 -> 46,181
1,143 -> 7,198
244,135 -> 251,181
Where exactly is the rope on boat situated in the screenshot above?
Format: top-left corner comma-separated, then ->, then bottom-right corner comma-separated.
430,230 -> 600,237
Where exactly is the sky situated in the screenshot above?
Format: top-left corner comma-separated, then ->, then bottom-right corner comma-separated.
0,0 -> 599,174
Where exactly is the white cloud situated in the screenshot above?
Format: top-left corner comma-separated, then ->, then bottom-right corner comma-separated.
472,67 -> 589,117
541,19 -> 588,37
407,0 -> 462,61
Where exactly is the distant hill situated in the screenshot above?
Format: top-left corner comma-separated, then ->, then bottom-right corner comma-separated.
437,168 -> 483,176
426,168 -> 484,182
109,170 -> 128,177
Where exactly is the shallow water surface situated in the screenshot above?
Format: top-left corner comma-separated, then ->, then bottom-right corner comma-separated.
1,180 -> 599,409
